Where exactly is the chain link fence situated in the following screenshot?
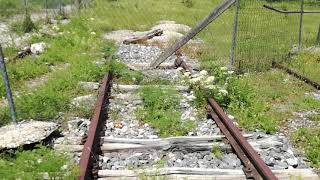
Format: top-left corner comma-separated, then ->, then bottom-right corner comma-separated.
0,0 -> 94,20
234,0 -> 320,72
0,0 -> 319,72
99,0 -> 319,73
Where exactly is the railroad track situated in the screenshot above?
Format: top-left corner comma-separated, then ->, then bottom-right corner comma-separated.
76,44 -> 318,180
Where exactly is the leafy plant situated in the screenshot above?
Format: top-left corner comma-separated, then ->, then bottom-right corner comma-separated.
137,86 -> 194,137
0,145 -> 79,179
306,114 -> 320,121
212,144 -> 223,159
292,128 -> 320,168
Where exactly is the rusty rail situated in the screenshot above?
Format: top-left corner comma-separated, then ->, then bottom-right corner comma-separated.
272,62 -> 320,90
207,98 -> 278,180
79,72 -> 113,180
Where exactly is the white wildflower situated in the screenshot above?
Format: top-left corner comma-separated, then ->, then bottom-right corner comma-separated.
183,72 -> 191,77
90,17 -> 95,21
205,85 -> 216,90
176,67 -> 184,72
220,67 -> 228,71
52,25 -> 59,31
37,159 -> 42,164
190,77 -> 201,84
90,32 -> 96,35
228,71 -> 234,75
204,76 -> 215,85
200,70 -> 208,76
219,89 -> 228,96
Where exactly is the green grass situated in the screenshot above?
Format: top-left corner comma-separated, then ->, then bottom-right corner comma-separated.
287,51 -> 320,83
87,0 -> 319,72
0,9 -> 143,126
137,86 -> 195,137
212,144 -> 223,159
307,114 -> 320,121
0,145 -> 78,179
293,127 -> 320,168
0,0 -> 71,19
227,70 -> 320,133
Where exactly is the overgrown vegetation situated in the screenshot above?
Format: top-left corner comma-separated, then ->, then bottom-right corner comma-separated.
307,114 -> 320,121
227,70 -> 320,133
11,13 -> 37,34
0,0 -> 70,19
137,86 -> 194,137
0,7 -> 143,126
293,127 -> 320,168
0,0 -> 319,173
287,50 -> 320,83
212,144 -> 223,159
0,145 -> 78,179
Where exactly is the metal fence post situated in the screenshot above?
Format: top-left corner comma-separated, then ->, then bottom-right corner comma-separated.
315,24 -> 320,46
45,0 -> 49,23
59,0 -> 63,16
0,46 -> 17,124
298,0 -> 304,50
24,0 -> 28,16
230,0 -> 239,69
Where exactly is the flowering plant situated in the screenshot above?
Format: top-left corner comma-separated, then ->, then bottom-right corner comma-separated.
176,67 -> 234,108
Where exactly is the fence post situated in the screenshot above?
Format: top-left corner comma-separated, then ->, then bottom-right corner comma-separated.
298,0 -> 304,50
24,0 -> 28,16
77,0 -> 82,10
315,24 -> 320,46
229,0 -> 240,69
45,0 -> 49,23
59,0 -> 63,16
0,46 -> 17,124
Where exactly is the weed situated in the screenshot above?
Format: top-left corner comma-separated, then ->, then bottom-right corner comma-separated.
306,114 -> 320,121
292,127 -> 320,168
212,144 -> 223,159
154,159 -> 166,169
137,86 -> 194,137
0,145 -> 78,179
288,51 -> 320,83
11,14 -> 37,34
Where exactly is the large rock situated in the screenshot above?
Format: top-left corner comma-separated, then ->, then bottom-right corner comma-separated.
0,120 -> 58,150
31,42 -> 47,55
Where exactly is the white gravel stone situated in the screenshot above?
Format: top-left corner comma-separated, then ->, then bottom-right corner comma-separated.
31,42 -> 47,55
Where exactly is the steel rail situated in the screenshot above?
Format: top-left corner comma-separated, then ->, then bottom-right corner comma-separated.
272,62 -> 320,90
263,5 -> 320,14
207,98 -> 278,180
79,72 -> 113,180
